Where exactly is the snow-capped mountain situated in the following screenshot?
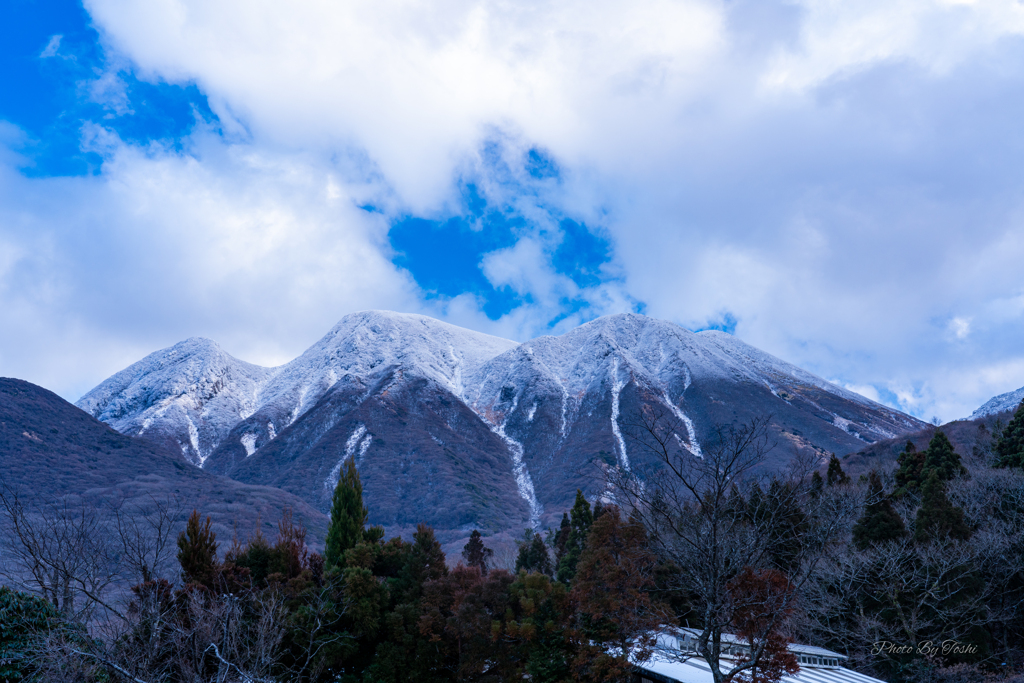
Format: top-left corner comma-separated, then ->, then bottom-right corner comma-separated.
76,337 -> 275,466
971,385 -> 1024,419
79,311 -> 926,536
78,312 -> 515,468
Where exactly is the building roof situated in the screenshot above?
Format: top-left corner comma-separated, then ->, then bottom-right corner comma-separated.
635,630 -> 886,683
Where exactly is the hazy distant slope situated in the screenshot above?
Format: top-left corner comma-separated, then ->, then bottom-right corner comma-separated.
3,378 -> 326,543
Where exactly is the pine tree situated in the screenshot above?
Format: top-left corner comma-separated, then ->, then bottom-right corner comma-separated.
852,472 -> 906,550
397,523 -> 448,603
461,529 -> 493,575
894,441 -> 926,497
995,400 -> 1024,469
570,506 -> 661,680
325,459 -> 369,570
556,490 -> 593,584
177,509 -> 218,587
922,430 -> 966,481
914,471 -> 971,543
826,453 -> 850,486
552,513 -> 571,565
809,471 -> 824,497
516,530 -> 553,576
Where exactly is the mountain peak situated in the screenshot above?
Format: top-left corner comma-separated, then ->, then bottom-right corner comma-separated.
971,385 -> 1024,419
77,311 -> 926,537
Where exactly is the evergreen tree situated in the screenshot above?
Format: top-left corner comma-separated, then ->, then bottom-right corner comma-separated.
0,587 -> 63,682
915,471 -> 972,543
325,459 -> 369,570
177,509 -> 218,587
922,430 -> 966,482
552,512 -> 571,565
516,530 -> 553,576
852,472 -> 906,550
570,506 -> 662,682
461,529 -> 493,575
826,453 -> 850,486
894,441 -> 926,497
809,471 -> 824,497
748,480 -> 807,573
556,490 -> 593,584
995,400 -> 1024,469
396,523 -> 448,604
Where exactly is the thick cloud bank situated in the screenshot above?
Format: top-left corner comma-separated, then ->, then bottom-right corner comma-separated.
3,0 -> 1024,421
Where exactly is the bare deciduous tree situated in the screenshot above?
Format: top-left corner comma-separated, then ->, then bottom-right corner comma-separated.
614,402 -> 857,683
0,486 -> 121,620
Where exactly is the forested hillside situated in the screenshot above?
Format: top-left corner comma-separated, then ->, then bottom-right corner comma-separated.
3,395 -> 1024,683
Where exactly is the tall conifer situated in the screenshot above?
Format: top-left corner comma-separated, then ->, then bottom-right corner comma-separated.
922,431 -> 966,481
461,530 -> 493,575
556,490 -> 593,583
177,509 -> 218,587
852,472 -> 906,549
995,400 -> 1024,469
826,454 -> 850,486
915,471 -> 971,543
325,459 -> 369,570
894,441 -> 926,497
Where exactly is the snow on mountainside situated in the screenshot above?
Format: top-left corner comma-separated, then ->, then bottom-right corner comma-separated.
79,311 -> 927,537
78,312 -> 516,467
77,338 -> 275,466
971,385 -> 1024,419
458,314 -> 923,525
254,310 -> 517,429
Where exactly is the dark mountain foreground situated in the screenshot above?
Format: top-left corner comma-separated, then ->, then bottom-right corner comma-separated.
0,377 -> 327,546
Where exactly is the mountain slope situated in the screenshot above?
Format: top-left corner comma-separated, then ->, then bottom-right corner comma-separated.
78,312 -> 517,470
460,314 -> 924,522
76,338 -> 275,467
971,385 -> 1024,419
2,378 -> 327,543
78,311 -> 927,535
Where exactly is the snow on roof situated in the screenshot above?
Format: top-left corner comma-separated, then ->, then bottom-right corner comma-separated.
637,630 -> 886,683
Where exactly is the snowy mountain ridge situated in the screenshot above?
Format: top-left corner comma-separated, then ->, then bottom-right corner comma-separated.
78,311 -> 516,466
971,385 -> 1024,419
78,311 -> 927,535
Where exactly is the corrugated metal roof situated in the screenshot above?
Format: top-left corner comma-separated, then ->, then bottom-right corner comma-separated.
638,654 -> 886,683
636,630 -> 885,683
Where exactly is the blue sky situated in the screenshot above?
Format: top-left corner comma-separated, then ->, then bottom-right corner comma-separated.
3,0 -> 1024,422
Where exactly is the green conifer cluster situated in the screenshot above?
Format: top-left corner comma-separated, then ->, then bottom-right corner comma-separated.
995,400 -> 1024,469
852,471 -> 906,549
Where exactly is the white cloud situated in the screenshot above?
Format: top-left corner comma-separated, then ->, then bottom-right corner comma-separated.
948,316 -> 972,340
840,382 -> 882,404
0,131 -> 421,397
763,0 -> 1024,91
84,0 -> 725,210
2,0 -> 1024,426
40,35 -> 62,58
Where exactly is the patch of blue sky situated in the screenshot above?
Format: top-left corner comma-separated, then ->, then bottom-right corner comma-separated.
1,0 -> 215,177
695,312 -> 739,335
389,211 -> 525,319
525,147 -> 559,180
388,146 -> 618,322
552,219 -> 612,290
